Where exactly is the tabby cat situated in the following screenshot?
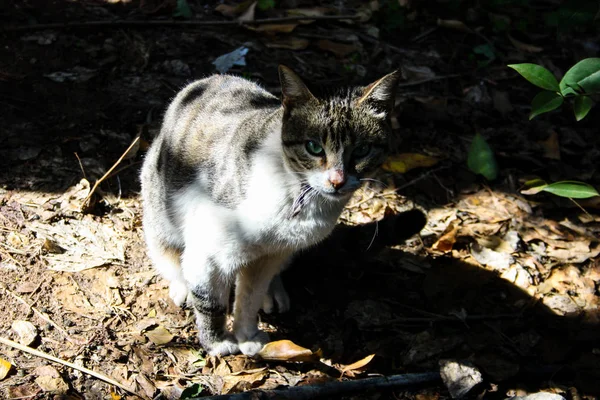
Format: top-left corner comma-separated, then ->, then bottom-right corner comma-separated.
140,66 -> 400,356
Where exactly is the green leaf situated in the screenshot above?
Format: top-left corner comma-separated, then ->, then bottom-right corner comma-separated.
258,0 -> 276,10
559,58 -> 600,96
577,70 -> 600,94
474,44 -> 496,62
542,181 -> 599,199
467,133 -> 498,181
508,63 -> 560,91
180,383 -> 204,399
520,179 -> 548,195
529,91 -> 563,120
573,96 -> 593,121
173,0 -> 192,19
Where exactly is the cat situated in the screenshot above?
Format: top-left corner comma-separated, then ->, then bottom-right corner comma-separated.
140,66 -> 401,356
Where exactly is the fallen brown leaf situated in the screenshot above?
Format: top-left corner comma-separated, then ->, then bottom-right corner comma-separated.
340,353 -> 375,377
257,340 -> 319,362
508,33 -> 543,53
437,19 -> 472,33
538,130 -> 560,160
431,221 -> 459,253
144,325 -> 174,345
215,1 -> 255,18
0,357 -> 12,380
265,37 -> 310,50
34,366 -> 69,394
382,153 -> 440,173
316,40 -> 360,57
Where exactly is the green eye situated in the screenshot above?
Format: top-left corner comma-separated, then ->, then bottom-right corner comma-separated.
305,140 -> 325,156
353,144 -> 371,158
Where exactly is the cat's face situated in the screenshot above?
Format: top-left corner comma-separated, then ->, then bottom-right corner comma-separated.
279,66 -> 400,201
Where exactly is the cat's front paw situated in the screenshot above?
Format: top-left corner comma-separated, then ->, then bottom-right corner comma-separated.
205,335 -> 240,356
238,330 -> 269,356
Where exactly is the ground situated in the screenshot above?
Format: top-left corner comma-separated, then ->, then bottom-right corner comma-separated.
0,1 -> 599,399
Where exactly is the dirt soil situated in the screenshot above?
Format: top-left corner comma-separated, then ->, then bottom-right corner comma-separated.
0,1 -> 599,399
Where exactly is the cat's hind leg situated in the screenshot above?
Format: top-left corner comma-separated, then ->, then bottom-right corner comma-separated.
262,273 -> 290,314
144,235 -> 188,307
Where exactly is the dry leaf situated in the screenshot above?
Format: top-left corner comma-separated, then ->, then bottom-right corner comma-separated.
431,221 -> 459,253
0,358 -> 12,381
538,130 -> 560,160
251,24 -> 298,33
382,153 -> 440,173
316,40 -> 360,57
340,354 -> 375,377
265,37 -> 310,50
257,340 -> 318,362
11,320 -> 38,346
144,325 -> 174,345
30,215 -> 126,272
508,33 -> 543,53
286,7 -> 330,18
470,242 -> 513,272
215,1 -> 254,18
236,1 -> 257,22
437,19 -> 472,33
222,369 -> 267,394
34,366 -> 68,394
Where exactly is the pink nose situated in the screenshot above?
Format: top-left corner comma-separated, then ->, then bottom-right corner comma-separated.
328,169 -> 346,189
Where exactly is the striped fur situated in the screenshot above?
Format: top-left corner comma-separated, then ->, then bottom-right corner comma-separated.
140,66 -> 400,356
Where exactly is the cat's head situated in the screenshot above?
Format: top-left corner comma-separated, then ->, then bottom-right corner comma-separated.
278,65 -> 400,202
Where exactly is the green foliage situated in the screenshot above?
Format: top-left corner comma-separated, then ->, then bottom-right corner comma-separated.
257,0 -> 276,11
559,58 -> 600,96
529,91 -> 563,120
375,0 -> 406,33
544,0 -> 598,32
173,0 -> 192,19
473,44 -> 496,66
180,383 -> 204,399
522,180 -> 600,199
574,96 -> 593,121
507,64 -> 559,91
467,133 -> 498,181
508,58 -> 600,120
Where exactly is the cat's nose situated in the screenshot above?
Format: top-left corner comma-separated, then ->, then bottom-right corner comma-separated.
328,169 -> 346,190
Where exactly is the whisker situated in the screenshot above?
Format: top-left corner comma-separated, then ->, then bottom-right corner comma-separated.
366,220 -> 379,251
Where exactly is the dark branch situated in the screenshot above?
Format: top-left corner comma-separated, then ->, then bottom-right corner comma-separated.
195,372 -> 441,400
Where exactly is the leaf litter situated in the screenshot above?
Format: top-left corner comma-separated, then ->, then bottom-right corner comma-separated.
1,0 -> 600,398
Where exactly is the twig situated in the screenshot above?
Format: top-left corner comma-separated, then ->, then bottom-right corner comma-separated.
82,136 -> 139,209
195,372 -> 441,400
396,74 -> 462,88
0,336 -> 145,399
388,313 -> 522,324
3,15 -> 361,33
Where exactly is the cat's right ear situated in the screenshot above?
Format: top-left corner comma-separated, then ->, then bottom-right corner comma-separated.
278,65 -> 316,109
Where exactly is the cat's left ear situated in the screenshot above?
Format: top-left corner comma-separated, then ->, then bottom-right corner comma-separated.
356,70 -> 402,114
279,65 -> 316,109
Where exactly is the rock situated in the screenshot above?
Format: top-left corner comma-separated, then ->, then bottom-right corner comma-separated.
439,359 -> 483,398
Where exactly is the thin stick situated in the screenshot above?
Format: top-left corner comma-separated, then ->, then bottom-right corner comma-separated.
0,336 -> 145,399
3,15 -> 361,33
82,136 -> 139,209
195,372 -> 440,400
74,152 -> 87,180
